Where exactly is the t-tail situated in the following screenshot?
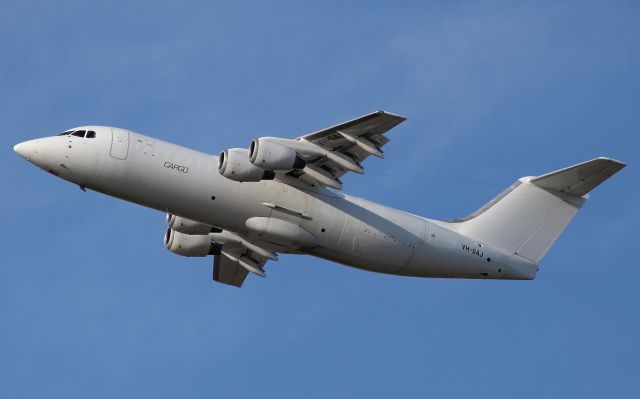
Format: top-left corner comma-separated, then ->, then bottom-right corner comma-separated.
447,157 -> 625,276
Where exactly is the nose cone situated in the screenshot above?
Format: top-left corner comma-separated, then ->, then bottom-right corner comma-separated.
14,139 -> 38,161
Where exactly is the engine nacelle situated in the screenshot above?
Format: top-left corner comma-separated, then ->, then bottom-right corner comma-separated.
218,148 -> 275,182
249,138 -> 306,171
164,228 -> 221,257
166,213 -> 214,235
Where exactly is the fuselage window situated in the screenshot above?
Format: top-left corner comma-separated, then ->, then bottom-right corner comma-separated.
58,130 -> 74,136
86,131 -> 96,138
72,130 -> 86,138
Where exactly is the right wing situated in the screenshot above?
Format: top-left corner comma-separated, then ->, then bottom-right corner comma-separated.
211,231 -> 275,288
213,254 -> 249,288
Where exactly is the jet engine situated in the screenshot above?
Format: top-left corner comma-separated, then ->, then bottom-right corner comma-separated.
249,138 -> 306,171
218,148 -> 275,182
164,228 -> 221,257
166,213 -> 215,235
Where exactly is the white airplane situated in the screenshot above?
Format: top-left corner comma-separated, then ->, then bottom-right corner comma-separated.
14,111 -> 625,287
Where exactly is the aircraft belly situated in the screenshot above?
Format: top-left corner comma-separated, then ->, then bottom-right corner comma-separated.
400,221 -> 534,279
304,196 -> 425,275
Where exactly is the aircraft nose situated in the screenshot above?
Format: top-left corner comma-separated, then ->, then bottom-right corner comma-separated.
14,140 -> 38,160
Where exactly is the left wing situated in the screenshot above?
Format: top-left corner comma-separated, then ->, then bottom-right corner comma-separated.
288,111 -> 405,189
218,110 -> 405,190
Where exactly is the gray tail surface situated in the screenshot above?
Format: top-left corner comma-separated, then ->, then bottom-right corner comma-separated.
449,157 -> 625,264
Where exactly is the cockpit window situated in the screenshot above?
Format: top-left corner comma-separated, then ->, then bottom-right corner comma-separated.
57,129 -> 96,138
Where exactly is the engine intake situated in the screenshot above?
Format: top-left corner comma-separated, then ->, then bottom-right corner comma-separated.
218,148 -> 275,182
249,138 -> 306,171
164,228 -> 221,257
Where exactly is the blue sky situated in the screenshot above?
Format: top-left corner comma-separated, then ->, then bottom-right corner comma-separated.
1,0 -> 639,397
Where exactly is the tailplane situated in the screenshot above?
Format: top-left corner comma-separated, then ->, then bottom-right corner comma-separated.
450,158 -> 625,264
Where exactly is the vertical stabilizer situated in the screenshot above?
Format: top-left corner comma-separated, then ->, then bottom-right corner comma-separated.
449,158 -> 625,264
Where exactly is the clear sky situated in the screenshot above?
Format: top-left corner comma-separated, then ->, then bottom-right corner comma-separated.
1,1 -> 638,397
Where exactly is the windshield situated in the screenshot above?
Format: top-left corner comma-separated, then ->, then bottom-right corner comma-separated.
57,130 -> 97,138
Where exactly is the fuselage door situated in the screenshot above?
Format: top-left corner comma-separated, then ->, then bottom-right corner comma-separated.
110,128 -> 130,160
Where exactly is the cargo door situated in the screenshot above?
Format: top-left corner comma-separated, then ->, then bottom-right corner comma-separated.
110,128 -> 130,160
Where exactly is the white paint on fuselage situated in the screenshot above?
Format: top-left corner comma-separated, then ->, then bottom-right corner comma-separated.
15,127 -> 537,280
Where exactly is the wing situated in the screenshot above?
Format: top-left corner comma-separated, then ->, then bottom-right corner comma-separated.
213,254 -> 249,287
211,231 -> 275,288
288,111 -> 405,189
213,248 -> 270,288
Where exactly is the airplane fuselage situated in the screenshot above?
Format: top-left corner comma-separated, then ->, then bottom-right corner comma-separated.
15,127 -> 537,281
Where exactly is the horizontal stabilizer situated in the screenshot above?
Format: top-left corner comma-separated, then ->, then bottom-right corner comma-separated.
531,157 -> 626,197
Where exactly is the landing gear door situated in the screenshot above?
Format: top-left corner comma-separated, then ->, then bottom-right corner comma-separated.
110,128 -> 130,160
